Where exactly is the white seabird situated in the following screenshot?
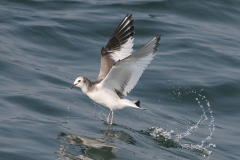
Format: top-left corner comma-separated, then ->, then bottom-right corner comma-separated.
70,14 -> 161,125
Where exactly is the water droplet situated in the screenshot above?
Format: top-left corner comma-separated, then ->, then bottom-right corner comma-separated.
207,102 -> 210,107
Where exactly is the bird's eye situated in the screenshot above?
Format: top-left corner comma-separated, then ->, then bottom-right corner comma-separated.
78,80 -> 81,82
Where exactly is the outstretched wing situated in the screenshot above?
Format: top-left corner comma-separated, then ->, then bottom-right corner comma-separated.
96,14 -> 135,82
97,35 -> 161,96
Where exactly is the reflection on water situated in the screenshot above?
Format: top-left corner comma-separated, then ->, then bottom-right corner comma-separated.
56,127 -> 135,160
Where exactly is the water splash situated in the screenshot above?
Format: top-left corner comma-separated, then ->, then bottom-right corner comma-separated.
150,89 -> 216,157
151,127 -> 174,140
66,107 -> 70,123
92,102 -> 109,122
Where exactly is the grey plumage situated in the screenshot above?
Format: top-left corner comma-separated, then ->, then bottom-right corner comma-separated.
97,14 -> 135,82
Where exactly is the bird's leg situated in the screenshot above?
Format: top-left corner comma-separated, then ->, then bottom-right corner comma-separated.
107,110 -> 112,124
111,110 -> 114,125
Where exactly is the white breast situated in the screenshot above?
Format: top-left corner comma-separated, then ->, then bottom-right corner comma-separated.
86,88 -> 136,110
87,88 -> 118,109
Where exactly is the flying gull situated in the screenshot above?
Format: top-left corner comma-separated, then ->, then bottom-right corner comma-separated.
70,14 -> 161,125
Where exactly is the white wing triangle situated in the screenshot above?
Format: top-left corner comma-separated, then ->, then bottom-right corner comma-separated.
97,35 -> 161,96
96,14 -> 135,82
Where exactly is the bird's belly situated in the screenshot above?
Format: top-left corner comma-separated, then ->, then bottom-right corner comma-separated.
87,90 -> 122,110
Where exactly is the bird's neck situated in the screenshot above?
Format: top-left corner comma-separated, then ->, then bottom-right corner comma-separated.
81,77 -> 92,94
81,86 -> 88,94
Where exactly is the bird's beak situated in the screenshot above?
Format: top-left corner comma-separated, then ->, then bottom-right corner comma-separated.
70,84 -> 77,89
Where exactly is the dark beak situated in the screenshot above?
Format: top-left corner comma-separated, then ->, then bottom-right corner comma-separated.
70,84 -> 77,89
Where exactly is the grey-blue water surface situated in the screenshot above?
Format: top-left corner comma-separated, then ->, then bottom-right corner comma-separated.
1,0 -> 240,159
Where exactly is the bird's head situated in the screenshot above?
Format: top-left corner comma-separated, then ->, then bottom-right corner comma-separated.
70,76 -> 87,91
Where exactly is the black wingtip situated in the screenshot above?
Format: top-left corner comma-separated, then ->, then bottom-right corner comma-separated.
135,101 -> 146,110
155,35 -> 161,40
104,13 -> 135,55
128,13 -> 132,19
135,100 -> 140,107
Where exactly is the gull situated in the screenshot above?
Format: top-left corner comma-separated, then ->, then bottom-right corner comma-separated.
70,14 -> 161,125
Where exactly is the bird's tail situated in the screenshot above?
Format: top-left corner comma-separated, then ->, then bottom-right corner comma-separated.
132,100 -> 146,110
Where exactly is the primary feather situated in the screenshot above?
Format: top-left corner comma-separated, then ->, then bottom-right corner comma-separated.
96,14 -> 134,82
97,35 -> 161,96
